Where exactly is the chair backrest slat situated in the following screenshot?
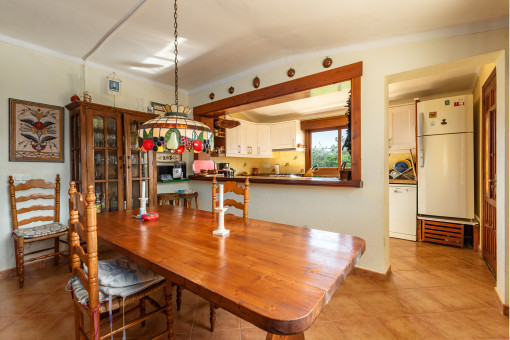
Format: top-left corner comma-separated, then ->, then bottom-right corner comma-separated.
17,216 -> 55,226
14,179 -> 55,191
16,194 -> 56,203
223,199 -> 244,211
74,244 -> 88,266
17,205 -> 55,215
212,177 -> 250,218
69,182 -> 99,309
9,175 -> 60,230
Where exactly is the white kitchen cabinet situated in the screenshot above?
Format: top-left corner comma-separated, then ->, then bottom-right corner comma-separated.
226,124 -> 240,156
256,124 -> 272,157
226,120 -> 267,157
244,121 -> 258,156
271,121 -> 304,150
389,103 -> 416,153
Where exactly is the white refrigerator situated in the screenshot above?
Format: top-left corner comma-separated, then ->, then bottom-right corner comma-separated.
417,95 -> 474,221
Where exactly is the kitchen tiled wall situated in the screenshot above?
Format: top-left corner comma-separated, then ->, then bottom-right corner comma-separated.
211,150 -> 306,175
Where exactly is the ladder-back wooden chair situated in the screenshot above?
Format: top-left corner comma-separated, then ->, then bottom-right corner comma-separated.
68,182 -> 174,340
209,177 -> 250,331
212,177 -> 250,219
157,193 -> 181,206
8,174 -> 69,288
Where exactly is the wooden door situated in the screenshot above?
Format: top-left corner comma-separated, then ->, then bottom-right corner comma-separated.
124,113 -> 157,210
482,69 -> 497,276
87,109 -> 125,212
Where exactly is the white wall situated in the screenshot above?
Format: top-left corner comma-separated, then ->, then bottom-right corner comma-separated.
0,42 -> 185,272
190,29 -> 509,302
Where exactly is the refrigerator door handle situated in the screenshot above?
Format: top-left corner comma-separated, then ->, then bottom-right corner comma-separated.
418,136 -> 424,168
418,112 -> 424,136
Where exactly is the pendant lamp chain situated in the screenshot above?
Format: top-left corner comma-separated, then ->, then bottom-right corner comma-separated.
173,0 -> 179,106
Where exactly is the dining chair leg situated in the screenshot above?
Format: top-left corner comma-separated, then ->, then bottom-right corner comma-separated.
209,303 -> 217,332
73,301 -> 82,340
164,281 -> 174,340
140,298 -> 146,327
16,238 -> 24,288
194,196 -> 198,209
13,240 -> 19,273
176,286 -> 182,311
54,237 -> 60,265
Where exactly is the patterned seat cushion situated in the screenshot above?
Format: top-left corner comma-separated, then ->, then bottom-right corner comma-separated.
13,222 -> 68,239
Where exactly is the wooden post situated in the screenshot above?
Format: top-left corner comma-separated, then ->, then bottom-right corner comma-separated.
85,185 -> 99,339
55,174 -> 61,222
244,177 -> 250,219
9,176 -> 18,231
212,176 -> 217,212
68,182 -> 80,275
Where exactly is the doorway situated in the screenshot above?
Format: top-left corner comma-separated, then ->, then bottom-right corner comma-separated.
481,68 -> 497,276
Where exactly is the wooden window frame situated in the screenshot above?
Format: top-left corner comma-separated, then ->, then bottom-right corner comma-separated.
194,61 -> 362,182
304,125 -> 351,176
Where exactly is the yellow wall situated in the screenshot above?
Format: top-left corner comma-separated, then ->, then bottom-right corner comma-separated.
473,63 -> 496,220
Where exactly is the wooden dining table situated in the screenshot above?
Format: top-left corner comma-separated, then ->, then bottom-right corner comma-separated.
96,204 -> 366,339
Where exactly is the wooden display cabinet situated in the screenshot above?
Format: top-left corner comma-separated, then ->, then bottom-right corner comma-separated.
66,101 -> 158,212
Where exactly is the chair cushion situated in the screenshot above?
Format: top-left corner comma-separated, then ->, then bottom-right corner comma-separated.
13,222 -> 68,239
69,275 -> 109,306
96,257 -> 163,288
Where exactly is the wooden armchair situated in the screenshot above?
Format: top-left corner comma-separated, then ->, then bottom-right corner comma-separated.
209,177 -> 250,331
68,183 -> 174,340
8,175 -> 69,288
212,177 -> 250,218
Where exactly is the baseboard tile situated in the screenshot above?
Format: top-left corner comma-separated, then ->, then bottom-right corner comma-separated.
0,255 -> 69,280
494,287 -> 509,315
353,265 -> 392,281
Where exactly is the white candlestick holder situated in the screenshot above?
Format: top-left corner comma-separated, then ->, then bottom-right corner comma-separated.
213,207 -> 230,236
139,197 -> 148,218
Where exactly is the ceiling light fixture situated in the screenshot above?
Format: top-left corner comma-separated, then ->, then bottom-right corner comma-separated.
138,0 -> 213,154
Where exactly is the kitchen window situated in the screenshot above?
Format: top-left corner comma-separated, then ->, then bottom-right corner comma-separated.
311,128 -> 351,169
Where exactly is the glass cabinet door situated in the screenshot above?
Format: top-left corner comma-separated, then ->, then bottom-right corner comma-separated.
90,111 -> 124,213
124,114 -> 155,210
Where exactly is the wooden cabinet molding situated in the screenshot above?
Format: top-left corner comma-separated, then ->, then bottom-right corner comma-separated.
194,61 -> 362,182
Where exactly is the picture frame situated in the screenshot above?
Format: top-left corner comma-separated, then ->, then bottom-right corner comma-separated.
107,72 -> 122,96
9,98 -> 64,162
151,101 -> 167,116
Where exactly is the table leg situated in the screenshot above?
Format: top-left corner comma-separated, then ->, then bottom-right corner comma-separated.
265,333 -> 305,340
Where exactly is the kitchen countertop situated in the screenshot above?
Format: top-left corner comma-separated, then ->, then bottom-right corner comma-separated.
189,175 -> 363,187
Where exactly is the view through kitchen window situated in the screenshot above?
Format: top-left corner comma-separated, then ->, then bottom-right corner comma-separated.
311,129 -> 351,168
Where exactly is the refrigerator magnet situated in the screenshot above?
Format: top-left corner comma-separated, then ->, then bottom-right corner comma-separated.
429,112 -> 437,118
445,100 -> 450,105
454,102 -> 460,106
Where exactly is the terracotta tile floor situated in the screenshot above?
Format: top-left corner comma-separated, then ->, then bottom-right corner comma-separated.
0,238 -> 508,339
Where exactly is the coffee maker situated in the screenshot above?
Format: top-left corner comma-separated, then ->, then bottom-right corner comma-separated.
217,162 -> 235,177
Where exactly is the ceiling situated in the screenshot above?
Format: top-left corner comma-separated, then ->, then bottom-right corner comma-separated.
0,0 -> 507,93
388,65 -> 482,102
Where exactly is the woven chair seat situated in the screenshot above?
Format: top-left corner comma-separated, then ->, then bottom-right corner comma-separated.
13,222 -> 68,239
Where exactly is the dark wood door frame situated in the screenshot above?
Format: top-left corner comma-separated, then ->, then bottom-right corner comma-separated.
193,62 -> 363,182
481,68 -> 497,276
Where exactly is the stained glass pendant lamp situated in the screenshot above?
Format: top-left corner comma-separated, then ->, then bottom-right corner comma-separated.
138,0 -> 213,154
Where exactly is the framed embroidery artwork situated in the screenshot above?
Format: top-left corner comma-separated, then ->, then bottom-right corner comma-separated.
9,98 -> 65,162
